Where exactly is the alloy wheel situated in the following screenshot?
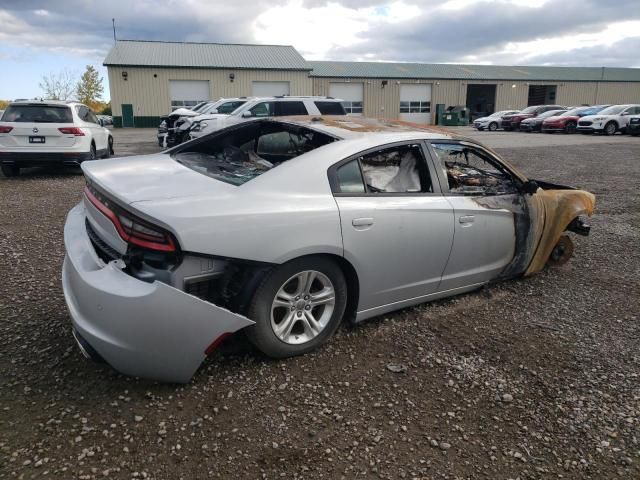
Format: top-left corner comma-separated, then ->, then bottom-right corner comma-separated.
270,270 -> 336,345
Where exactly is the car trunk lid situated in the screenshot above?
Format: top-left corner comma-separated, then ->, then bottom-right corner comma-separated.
81,153 -> 238,204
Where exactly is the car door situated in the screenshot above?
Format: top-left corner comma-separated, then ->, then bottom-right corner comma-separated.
428,141 -> 519,290
620,106 -> 640,129
330,141 -> 455,315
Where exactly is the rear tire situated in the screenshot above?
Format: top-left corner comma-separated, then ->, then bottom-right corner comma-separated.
89,143 -> 96,160
108,136 -> 114,156
1,165 -> 20,177
488,122 -> 498,131
245,256 -> 347,358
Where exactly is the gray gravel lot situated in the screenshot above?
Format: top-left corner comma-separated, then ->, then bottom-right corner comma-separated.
1,128 -> 639,479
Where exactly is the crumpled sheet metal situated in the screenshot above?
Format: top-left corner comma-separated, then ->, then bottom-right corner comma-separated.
525,189 -> 596,275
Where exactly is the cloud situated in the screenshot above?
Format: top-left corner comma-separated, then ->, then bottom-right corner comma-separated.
0,0 -> 639,68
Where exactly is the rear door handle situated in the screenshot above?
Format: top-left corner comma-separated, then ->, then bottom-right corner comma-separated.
459,215 -> 475,224
352,217 -> 374,227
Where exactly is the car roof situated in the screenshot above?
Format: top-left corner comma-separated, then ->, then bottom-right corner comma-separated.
273,115 -> 458,141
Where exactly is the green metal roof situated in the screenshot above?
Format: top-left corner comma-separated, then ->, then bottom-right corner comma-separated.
309,61 -> 640,82
104,40 -> 311,70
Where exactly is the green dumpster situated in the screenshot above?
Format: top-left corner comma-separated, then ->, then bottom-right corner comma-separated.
439,106 -> 470,126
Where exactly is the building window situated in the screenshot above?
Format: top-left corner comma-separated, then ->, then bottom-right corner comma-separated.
342,101 -> 363,114
400,101 -> 431,113
171,100 -> 206,111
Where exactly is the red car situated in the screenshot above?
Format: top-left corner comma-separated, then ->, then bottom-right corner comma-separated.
501,105 -> 566,131
541,105 -> 610,134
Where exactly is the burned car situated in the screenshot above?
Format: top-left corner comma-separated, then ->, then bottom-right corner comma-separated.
62,117 -> 595,382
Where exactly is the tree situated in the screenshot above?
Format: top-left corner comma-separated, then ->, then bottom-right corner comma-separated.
39,69 -> 77,101
100,103 -> 112,115
76,65 -> 104,107
0,100 -> 9,110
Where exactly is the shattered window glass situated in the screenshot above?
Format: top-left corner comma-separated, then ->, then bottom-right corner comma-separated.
431,143 -> 519,196
359,145 -> 431,193
172,121 -> 336,186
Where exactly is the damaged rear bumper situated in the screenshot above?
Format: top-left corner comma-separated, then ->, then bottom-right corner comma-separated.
61,203 -> 254,383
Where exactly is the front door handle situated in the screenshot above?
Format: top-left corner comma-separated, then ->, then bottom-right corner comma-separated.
459,215 -> 475,224
352,217 -> 374,227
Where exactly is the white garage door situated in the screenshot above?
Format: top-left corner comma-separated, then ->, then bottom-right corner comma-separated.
329,83 -> 364,116
169,80 -> 210,111
399,84 -> 432,124
252,81 -> 290,97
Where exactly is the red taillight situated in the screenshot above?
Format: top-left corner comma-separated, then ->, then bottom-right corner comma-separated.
59,127 -> 85,136
0,126 -> 13,133
205,333 -> 231,355
84,186 -> 177,252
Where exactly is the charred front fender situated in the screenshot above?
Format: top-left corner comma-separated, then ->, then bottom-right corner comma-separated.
525,189 -> 596,275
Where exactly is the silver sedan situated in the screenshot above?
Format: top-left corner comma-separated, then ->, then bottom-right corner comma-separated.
62,116 -> 595,382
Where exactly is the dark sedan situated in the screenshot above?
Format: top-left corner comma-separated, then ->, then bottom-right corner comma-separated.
520,109 -> 567,132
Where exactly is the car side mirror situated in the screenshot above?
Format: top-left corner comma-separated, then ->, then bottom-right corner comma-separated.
522,180 -> 539,195
620,112 -> 628,116
210,109 -> 218,114
241,111 -> 253,118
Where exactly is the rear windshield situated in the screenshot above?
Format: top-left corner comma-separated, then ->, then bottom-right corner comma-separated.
314,101 -> 346,115
2,104 -> 73,123
172,120 -> 336,186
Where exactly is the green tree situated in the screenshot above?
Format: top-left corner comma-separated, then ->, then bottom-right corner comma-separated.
76,65 -> 104,107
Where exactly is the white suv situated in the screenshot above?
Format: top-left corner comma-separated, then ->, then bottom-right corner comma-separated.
0,100 -> 113,177
189,96 -> 346,139
577,104 -> 640,135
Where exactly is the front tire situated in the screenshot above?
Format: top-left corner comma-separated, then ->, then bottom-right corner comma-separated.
1,165 -> 20,177
564,121 -> 577,134
245,256 -> 347,358
488,122 -> 498,131
604,122 -> 617,136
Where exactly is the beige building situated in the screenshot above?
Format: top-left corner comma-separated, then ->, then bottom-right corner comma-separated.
104,40 -> 640,127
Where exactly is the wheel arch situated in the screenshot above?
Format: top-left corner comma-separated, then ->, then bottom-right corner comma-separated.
227,252 -> 360,323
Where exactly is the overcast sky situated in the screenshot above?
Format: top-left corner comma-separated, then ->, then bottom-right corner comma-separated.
1,0 -> 639,101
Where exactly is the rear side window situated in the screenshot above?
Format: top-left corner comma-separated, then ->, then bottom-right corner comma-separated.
2,105 -> 73,123
336,160 -> 365,193
275,102 -> 307,116
334,144 -> 432,194
314,101 -> 346,115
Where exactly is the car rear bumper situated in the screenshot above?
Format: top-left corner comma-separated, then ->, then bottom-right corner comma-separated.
0,151 -> 93,167
62,202 -> 254,383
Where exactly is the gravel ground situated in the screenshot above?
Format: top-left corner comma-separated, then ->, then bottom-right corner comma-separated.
1,134 -> 639,479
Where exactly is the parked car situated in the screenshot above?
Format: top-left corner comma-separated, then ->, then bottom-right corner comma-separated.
627,115 -> 640,136
189,96 -> 346,139
472,110 -> 520,131
62,115 -> 595,382
157,101 -> 216,147
0,100 -> 113,177
519,109 -> 567,132
97,115 -> 113,127
541,105 -> 609,134
158,98 -> 249,147
501,105 -> 566,131
577,104 -> 640,135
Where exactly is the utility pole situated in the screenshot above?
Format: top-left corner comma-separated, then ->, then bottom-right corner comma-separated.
112,18 -> 117,42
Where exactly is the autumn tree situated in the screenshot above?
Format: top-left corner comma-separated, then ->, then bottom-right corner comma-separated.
76,65 -> 104,109
39,69 -> 77,100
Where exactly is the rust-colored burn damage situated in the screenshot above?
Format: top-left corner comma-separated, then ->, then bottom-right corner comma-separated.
475,188 -> 595,278
525,189 -> 595,274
